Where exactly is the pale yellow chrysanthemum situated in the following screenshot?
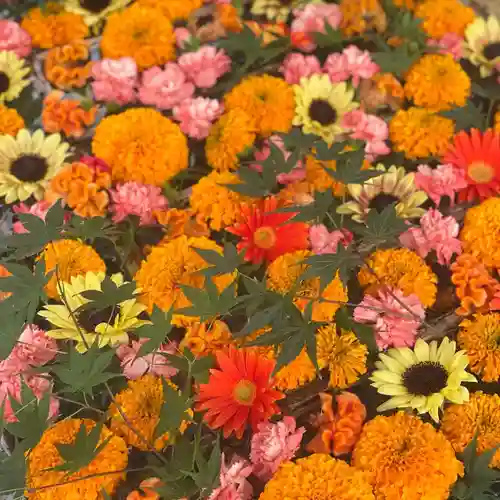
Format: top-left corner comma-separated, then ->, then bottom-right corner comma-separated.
465,15 -> 500,78
0,50 -> 30,103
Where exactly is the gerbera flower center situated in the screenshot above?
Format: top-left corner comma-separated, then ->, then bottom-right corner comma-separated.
483,42 -> 500,61
468,161 -> 494,184
79,0 -> 111,13
0,72 -> 9,93
10,155 -> 49,182
253,226 -> 277,249
77,305 -> 120,332
309,100 -> 338,126
368,193 -> 400,212
402,361 -> 448,396
233,379 -> 257,405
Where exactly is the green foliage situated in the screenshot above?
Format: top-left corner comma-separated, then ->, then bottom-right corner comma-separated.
226,164 -> 275,197
313,22 -> 343,48
276,191 -> 338,223
0,447 -> 26,496
335,307 -> 377,352
79,275 -> 136,312
440,102 -> 485,132
66,215 -> 110,242
135,306 -> 174,357
372,43 -> 421,78
164,348 -> 215,385
195,243 -> 243,278
389,10 -> 427,47
0,310 -> 26,360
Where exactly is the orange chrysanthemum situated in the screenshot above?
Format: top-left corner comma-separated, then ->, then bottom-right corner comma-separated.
404,54 -> 471,112
180,320 -> 234,357
155,208 -> 210,241
304,155 -> 347,196
109,374 -> 191,451
358,248 -> 438,308
26,419 -> 128,500
227,197 -> 310,264
136,0 -> 202,20
101,4 -> 175,70
415,0 -> 475,38
352,412 -> 463,500
390,107 -> 455,160
126,478 -> 163,500
92,108 -> 188,186
21,4 -> 88,49
41,239 -> 106,299
42,91 -> 96,138
217,4 -> 244,32
0,104 -> 24,136
307,392 -> 367,456
44,41 -> 92,89
339,0 -> 387,36
196,347 -> 284,438
224,75 -> 295,136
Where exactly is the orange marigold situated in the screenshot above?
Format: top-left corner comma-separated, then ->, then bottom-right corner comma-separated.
136,0 -> 203,20
495,111 -> 500,133
217,3 -> 243,32
21,4 -> 88,49
305,155 -> 346,196
180,320 -> 234,357
155,208 -> 210,241
339,0 -> 387,36
415,0 -> 475,38
0,104 -> 24,136
101,4 -> 175,70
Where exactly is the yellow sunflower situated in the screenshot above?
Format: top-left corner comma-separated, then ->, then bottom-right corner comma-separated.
63,0 -> 132,27
465,15 -> 500,78
352,412 -> 463,500
404,54 -> 471,112
293,74 -> 358,143
0,51 -> 30,103
0,104 -> 24,136
0,129 -> 69,203
136,0 -> 203,20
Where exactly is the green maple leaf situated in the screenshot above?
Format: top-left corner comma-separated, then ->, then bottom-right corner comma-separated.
194,243 -> 243,278
372,44 -> 421,78
440,102 -> 485,132
78,276 -> 136,312
135,306 -> 174,357
275,191 -> 338,223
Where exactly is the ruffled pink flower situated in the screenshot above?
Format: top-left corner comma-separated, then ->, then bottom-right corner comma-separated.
12,200 -> 52,234
291,3 -> 342,52
342,45 -> 379,87
309,225 -> 353,255
91,57 -> 138,105
342,110 -> 390,161
354,287 -> 425,350
173,97 -> 223,139
250,416 -> 305,481
109,182 -> 168,226
428,33 -> 464,60
175,27 -> 193,49
11,325 -> 58,367
0,20 -> 31,58
116,339 -> 179,380
178,46 -> 231,89
138,63 -> 194,110
280,53 -> 322,84
323,52 -> 350,83
209,454 -> 253,500
400,208 -> 462,265
415,163 -> 468,207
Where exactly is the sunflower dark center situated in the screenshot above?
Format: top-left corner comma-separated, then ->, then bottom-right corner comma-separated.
309,99 -> 338,126
0,72 -> 10,94
77,306 -> 119,332
10,155 -> 49,183
483,42 -> 500,61
368,193 -> 399,212
79,0 -> 111,13
402,361 -> 448,396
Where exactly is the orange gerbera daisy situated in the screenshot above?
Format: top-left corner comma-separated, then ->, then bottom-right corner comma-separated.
227,197 -> 309,264
444,128 -> 500,201
196,347 -> 284,438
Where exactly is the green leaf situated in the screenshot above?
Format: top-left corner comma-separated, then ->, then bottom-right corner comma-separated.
218,25 -> 263,67
66,215 -> 108,241
372,44 -> 421,78
275,334 -> 304,373
389,10 -> 426,46
0,310 -> 27,360
79,276 -> 136,312
275,190 -> 338,223
313,22 -> 343,48
187,437 -> 221,493
135,306 -> 173,357
335,308 -> 377,352
195,243 -> 243,278
321,148 -> 381,184
280,128 -> 318,156
471,82 -> 500,101
440,101 -> 485,132
191,355 -> 215,384
0,447 -> 26,495
226,165 -> 274,197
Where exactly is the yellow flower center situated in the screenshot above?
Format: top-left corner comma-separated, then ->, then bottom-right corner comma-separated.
233,379 -> 256,405
253,226 -> 277,249
468,161 -> 494,184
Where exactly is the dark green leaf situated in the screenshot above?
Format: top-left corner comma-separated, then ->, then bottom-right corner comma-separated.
275,334 -> 304,373
471,82 -> 500,101
191,355 -> 215,384
136,306 -> 174,357
195,243 -> 243,278
440,101 -> 485,132
321,148 -> 381,184
78,276 -> 136,312
335,308 -> 377,352
372,44 -> 421,78
0,447 -> 26,495
66,215 -> 108,241
226,165 -> 274,197
313,22 -> 343,48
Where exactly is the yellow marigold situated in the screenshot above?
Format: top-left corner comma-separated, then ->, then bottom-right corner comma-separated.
415,0 -> 475,38
389,107 -> 455,160
41,239 -> 106,299
136,0 -> 202,20
317,324 -> 368,389
224,75 -> 295,136
358,248 -> 437,308
352,412 -> 463,500
205,109 -> 257,172
458,313 -> 500,382
21,4 -> 88,49
260,453 -> 375,500
340,0 -> 387,36
189,171 -> 254,231
267,250 -> 348,322
442,391 -> 500,468
92,108 -> 188,186
180,320 -> 233,356
26,419 -> 128,500
134,235 -> 236,326
0,104 -> 24,136
109,374 -> 191,451
460,198 -> 500,269
404,54 -> 471,112
100,4 -> 175,70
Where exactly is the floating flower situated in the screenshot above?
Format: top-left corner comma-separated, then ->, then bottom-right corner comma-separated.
309,225 -> 352,255
178,46 -> 231,89
173,97 -> 223,139
428,32 -> 464,60
465,15 -> 500,77
196,347 -> 284,438
339,0 -> 387,36
280,53 -> 322,85
0,50 -> 30,103
414,163 -> 467,206
354,287 -> 425,350
63,0 -> 132,27
415,0 -> 475,38
209,453 -> 253,500
180,320 -> 234,357
0,104 -> 24,136
250,416 -> 304,481
91,57 -> 138,105
0,20 -> 32,57
352,412 -> 463,500
45,41 -> 92,90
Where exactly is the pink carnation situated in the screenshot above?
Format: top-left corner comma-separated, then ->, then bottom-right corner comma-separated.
173,97 -> 223,139
250,416 -> 305,481
11,325 -> 58,367
109,182 -> 168,226
342,45 -> 379,87
178,46 -> 231,89
428,33 -> 464,60
280,53 -> 322,84
415,163 -> 468,207
0,20 -> 31,58
309,225 -> 353,255
399,208 -> 462,265
116,339 -> 179,380
354,287 -> 425,350
323,52 -> 350,83
175,27 -> 193,49
12,200 -> 52,234
138,63 -> 194,110
91,57 -> 138,105
209,454 -> 253,500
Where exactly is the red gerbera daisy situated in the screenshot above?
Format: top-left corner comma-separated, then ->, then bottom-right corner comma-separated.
195,347 -> 284,439
444,128 -> 500,201
227,197 -> 309,264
